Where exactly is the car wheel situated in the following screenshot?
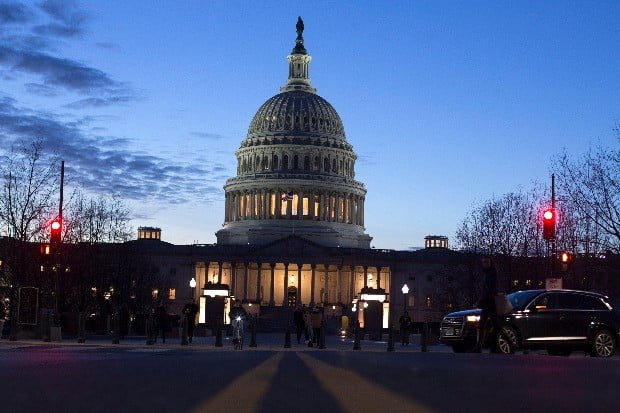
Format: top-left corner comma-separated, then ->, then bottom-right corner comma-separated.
547,349 -> 571,356
496,326 -> 517,354
591,330 -> 616,358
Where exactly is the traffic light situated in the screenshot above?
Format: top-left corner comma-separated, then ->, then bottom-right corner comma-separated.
559,251 -> 573,272
50,218 -> 62,245
542,208 -> 555,240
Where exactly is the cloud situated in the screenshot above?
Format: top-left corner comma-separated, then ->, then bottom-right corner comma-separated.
36,0 -> 87,38
24,82 -> 58,97
0,97 -> 229,205
190,132 -> 229,140
0,1 -> 32,24
64,95 -> 135,109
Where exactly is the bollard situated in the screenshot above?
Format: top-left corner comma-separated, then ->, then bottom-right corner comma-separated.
181,314 -> 188,346
353,320 -> 361,350
421,322 -> 428,352
43,310 -> 51,342
387,323 -> 395,352
284,325 -> 291,348
77,312 -> 85,343
215,321 -> 223,347
250,316 -> 257,347
319,321 -> 326,349
112,308 -> 120,344
146,314 -> 155,345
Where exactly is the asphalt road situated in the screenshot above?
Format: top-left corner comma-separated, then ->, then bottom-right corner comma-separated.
1,339 -> 618,413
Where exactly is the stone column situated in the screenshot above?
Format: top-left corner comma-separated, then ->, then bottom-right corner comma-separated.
217,262 -> 223,284
377,266 -> 382,290
310,264 -> 316,307
286,191 -> 292,218
269,263 -> 275,306
231,263 -> 237,297
283,263 -> 289,307
335,193 -> 341,222
276,189 -> 282,218
256,263 -> 262,303
363,266 -> 368,289
336,266 -> 342,302
297,190 -> 304,218
323,265 -> 329,304
319,193 -> 325,221
297,264 -> 303,305
349,265 -> 355,301
243,263 -> 249,301
309,191 -> 315,220
250,190 -> 255,219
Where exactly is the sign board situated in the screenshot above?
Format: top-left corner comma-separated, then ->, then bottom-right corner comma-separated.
545,278 -> 563,290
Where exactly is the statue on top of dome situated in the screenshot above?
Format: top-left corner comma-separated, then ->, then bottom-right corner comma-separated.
296,16 -> 304,38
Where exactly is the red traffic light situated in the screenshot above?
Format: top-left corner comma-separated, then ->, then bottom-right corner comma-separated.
542,208 -> 556,240
50,218 -> 62,244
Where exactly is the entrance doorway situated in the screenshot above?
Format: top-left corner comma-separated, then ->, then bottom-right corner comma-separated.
287,286 -> 297,307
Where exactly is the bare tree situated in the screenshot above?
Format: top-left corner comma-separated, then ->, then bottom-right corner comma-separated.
553,136 -> 620,253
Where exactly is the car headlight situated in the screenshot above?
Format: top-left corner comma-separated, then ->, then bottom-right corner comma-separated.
466,315 -> 480,323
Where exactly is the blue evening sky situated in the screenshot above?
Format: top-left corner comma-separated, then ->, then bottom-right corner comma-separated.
1,1 -> 618,249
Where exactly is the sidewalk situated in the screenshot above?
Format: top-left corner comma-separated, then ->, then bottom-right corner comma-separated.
0,332 -> 451,353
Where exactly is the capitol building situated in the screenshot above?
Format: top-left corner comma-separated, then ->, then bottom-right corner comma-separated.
133,19 -> 462,326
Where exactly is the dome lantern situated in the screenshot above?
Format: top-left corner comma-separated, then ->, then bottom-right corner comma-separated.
281,16 -> 316,94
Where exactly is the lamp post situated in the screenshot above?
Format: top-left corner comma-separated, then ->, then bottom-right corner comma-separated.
189,277 -> 196,299
401,283 -> 409,313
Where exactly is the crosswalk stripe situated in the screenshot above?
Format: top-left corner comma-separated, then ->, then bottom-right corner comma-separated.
192,352 -> 284,413
297,353 -> 436,413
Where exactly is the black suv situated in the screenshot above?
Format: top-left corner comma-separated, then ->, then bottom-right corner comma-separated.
440,289 -> 619,357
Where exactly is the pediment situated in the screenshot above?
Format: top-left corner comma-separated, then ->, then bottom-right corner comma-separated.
248,235 -> 332,261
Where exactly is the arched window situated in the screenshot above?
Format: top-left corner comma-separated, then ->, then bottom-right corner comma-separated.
263,156 -> 268,170
314,156 -> 320,171
283,154 -> 289,169
304,156 -> 310,170
324,157 -> 330,172
332,159 -> 337,172
273,155 -> 279,170
293,154 -> 299,169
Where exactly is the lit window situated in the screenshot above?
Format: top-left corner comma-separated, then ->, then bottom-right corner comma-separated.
302,197 -> 309,216
426,296 -> 432,308
169,288 -> 176,300
152,289 -> 159,299
270,193 -> 276,216
314,196 -> 320,217
292,194 -> 299,215
40,265 -> 44,272
525,280 -> 531,286
513,279 -> 519,286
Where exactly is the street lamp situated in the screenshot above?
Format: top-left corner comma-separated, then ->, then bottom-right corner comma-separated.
189,277 -> 196,298
401,283 -> 409,313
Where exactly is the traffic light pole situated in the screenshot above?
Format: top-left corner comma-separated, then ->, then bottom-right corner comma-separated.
548,174 -> 556,278
54,161 -> 65,321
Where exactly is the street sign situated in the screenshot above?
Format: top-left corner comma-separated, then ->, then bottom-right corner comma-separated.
545,278 -> 562,290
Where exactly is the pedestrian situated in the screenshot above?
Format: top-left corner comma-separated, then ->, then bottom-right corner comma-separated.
399,311 -> 412,346
293,305 -> 305,344
310,307 -> 323,346
154,301 -> 169,343
302,305 -> 312,344
182,298 -> 199,343
473,256 -> 499,352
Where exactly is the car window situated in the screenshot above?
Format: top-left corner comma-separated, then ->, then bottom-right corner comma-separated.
508,290 -> 542,309
558,293 -> 608,311
530,293 -> 558,310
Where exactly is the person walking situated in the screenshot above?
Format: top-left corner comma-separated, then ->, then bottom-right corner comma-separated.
154,301 -> 169,343
399,311 -> 412,346
474,256 -> 499,352
182,298 -> 199,343
293,305 -> 305,344
303,305 -> 312,344
310,307 -> 323,347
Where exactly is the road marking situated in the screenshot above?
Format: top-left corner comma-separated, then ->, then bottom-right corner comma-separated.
192,352 -> 284,413
297,353 -> 436,413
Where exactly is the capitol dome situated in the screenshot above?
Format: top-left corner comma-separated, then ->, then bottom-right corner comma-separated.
247,91 -> 346,141
216,17 -> 372,249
